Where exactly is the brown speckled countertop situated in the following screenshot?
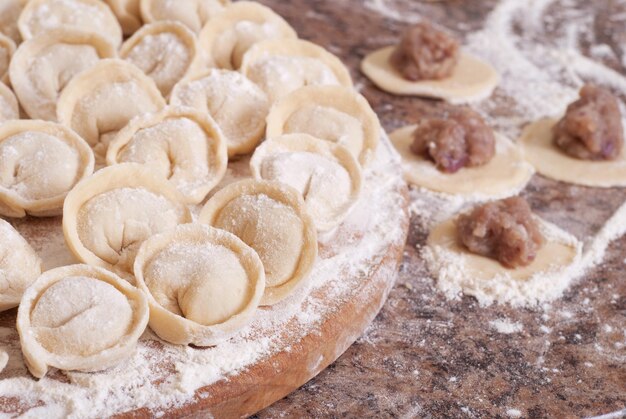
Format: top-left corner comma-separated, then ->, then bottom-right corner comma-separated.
253,1 -> 626,417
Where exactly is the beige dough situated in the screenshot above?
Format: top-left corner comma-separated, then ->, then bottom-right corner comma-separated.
16,264 -> 149,378
198,1 -> 297,70
9,29 -> 116,121
104,0 -> 142,35
0,33 -> 15,85
390,124 -> 534,199
19,0 -> 123,48
0,0 -> 27,44
0,82 -> 18,122
425,215 -> 582,307
199,179 -> 318,306
361,46 -> 499,104
120,21 -> 203,98
140,0 -> 228,34
133,224 -> 265,346
265,85 -> 381,166
106,106 -> 228,204
519,117 -> 626,188
63,163 -> 191,276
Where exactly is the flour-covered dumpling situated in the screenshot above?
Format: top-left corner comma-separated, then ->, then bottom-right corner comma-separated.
199,179 -> 317,305
140,0 -> 228,34
104,0 -> 142,35
0,33 -> 15,84
198,1 -> 296,70
10,30 -> 116,121
0,120 -> 94,218
251,134 -> 362,232
241,38 -> 353,103
266,85 -> 381,165
63,164 -> 191,275
120,21 -> 202,97
0,82 -> 18,122
170,69 -> 269,157
134,224 -> 265,346
0,0 -> 27,43
57,59 -> 165,160
0,219 -> 42,312
107,106 -> 228,204
18,0 -> 123,48
16,264 -> 149,378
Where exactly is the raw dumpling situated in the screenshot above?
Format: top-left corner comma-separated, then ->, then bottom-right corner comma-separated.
16,264 -> 149,378
134,224 -> 265,346
104,0 -> 142,35
170,69 -> 269,157
198,1 -> 296,70
18,0 -> 123,48
63,163 -> 191,275
140,0 -> 228,34
0,33 -> 15,84
9,29 -> 116,121
106,106 -> 228,204
0,0 -> 27,44
57,59 -> 166,160
0,219 -> 42,312
199,179 -> 317,305
250,134 -> 362,232
241,38 -> 353,103
0,120 -> 95,218
266,85 -> 381,165
0,82 -> 19,122
120,21 -> 203,97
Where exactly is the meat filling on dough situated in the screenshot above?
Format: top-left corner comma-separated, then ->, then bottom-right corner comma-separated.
457,197 -> 544,269
389,22 -> 460,81
553,84 -> 623,160
410,107 -> 495,173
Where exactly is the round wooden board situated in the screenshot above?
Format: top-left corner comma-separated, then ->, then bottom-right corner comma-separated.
0,137 -> 409,417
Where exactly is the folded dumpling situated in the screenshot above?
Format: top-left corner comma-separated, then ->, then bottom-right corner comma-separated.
17,264 -> 149,378
140,0 -> 228,34
0,82 -> 18,122
199,179 -> 317,305
134,224 -> 265,346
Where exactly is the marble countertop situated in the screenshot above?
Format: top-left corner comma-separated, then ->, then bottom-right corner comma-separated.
254,1 -> 626,417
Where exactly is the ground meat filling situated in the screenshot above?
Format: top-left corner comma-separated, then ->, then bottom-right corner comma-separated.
553,84 -> 624,160
389,22 -> 460,81
410,108 -> 496,173
457,197 -> 545,269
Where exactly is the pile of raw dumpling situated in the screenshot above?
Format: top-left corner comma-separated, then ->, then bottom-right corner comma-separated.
0,0 -> 381,379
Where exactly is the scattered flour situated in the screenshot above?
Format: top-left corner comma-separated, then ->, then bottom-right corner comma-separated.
490,319 -> 524,334
506,408 -> 523,418
0,133 -> 407,417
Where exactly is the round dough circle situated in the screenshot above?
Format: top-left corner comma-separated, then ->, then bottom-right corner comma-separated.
199,179 -> 318,306
9,29 -> 117,121
170,69 -> 269,158
361,46 -> 499,104
198,0 -> 297,70
250,133 -> 362,232
519,117 -> 626,188
120,21 -> 203,98
390,124 -> 534,199
240,38 -> 353,103
133,223 -> 265,346
266,85 -> 381,166
62,163 -> 191,275
426,215 -> 582,307
0,120 -> 95,218
16,264 -> 149,378
106,106 -> 228,204
18,0 -> 123,48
